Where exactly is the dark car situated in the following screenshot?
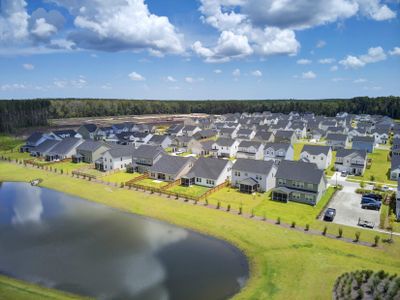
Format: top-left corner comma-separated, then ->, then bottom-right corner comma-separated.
363,193 -> 382,201
324,208 -> 336,221
361,197 -> 378,205
361,201 -> 381,210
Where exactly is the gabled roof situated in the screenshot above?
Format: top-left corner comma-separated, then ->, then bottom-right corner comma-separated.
391,155 -> 400,170
254,131 -> 273,141
238,140 -> 263,149
232,158 -> 275,175
336,148 -> 367,159
82,124 -> 97,133
133,144 -> 164,160
148,135 -> 170,144
149,155 -> 195,175
106,144 -> 136,158
220,127 -> 235,134
77,140 -> 109,152
264,142 -> 291,152
326,133 -> 348,141
352,136 -> 375,143
213,138 -> 236,147
52,129 -> 77,137
48,138 -> 83,155
301,145 -> 331,156
26,132 -> 44,144
186,157 -> 230,180
237,128 -> 254,135
33,139 -> 59,153
276,160 -> 325,184
275,130 -> 295,138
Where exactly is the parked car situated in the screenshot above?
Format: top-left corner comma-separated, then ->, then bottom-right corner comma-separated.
358,218 -> 375,228
363,193 -> 382,201
361,197 -> 379,204
361,201 -> 381,210
340,171 -> 348,177
323,208 -> 336,221
382,185 -> 389,192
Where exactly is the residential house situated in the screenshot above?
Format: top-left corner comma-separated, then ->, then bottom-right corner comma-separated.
182,125 -> 201,137
236,128 -> 256,140
236,141 -> 264,160
319,119 -> 337,131
211,138 -> 239,158
131,144 -> 165,173
193,129 -> 218,140
95,127 -> 114,140
149,155 -> 195,181
231,158 -> 276,193
77,124 -> 98,139
73,140 -> 110,163
264,143 -> 294,162
147,135 -> 172,149
45,138 -> 84,161
348,127 -> 367,141
219,127 -> 238,139
334,149 -> 367,176
372,127 -> 389,144
326,133 -> 349,150
396,180 -> 400,220
274,130 -> 297,144
52,129 -> 81,139
166,124 -> 184,136
392,138 -> 400,157
390,156 -> 400,180
289,122 -> 307,139
182,157 -> 232,188
308,129 -> 325,142
20,132 -> 51,152
300,145 -> 333,170
272,160 -> 327,205
253,131 -> 274,143
352,136 -> 375,153
191,140 -> 214,156
30,139 -> 60,157
96,145 -> 135,172
171,136 -> 200,153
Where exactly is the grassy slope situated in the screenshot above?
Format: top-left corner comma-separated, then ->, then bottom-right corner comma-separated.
1,162 -> 400,300
101,172 -> 141,184
0,275 -> 86,300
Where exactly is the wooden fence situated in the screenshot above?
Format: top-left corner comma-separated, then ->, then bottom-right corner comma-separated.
161,178 -> 182,191
198,180 -> 230,201
125,173 -> 149,186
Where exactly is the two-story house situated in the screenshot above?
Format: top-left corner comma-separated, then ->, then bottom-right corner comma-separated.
95,144 -> 135,172
211,138 -> 239,158
352,136 -> 375,153
334,149 -> 367,176
77,124 -> 98,139
274,130 -> 297,144
131,144 -> 165,173
236,128 -> 256,141
264,143 -> 294,162
73,140 -> 111,163
231,158 -> 276,193
300,145 -> 332,170
236,141 -> 264,160
45,138 -> 84,161
326,133 -> 349,150
149,155 -> 195,182
147,135 -> 172,149
390,155 -> 400,181
272,160 -> 327,205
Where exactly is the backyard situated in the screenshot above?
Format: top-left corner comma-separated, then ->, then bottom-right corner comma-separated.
101,172 -> 142,184
167,184 -> 210,198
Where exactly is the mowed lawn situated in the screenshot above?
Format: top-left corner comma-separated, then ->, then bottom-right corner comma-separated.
47,161 -> 87,173
348,149 -> 394,184
101,172 -> 142,184
136,178 -> 169,188
168,184 -> 210,197
208,186 -> 336,226
1,162 -> 400,300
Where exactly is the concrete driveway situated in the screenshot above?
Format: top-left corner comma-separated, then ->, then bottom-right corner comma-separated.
323,172 -> 380,229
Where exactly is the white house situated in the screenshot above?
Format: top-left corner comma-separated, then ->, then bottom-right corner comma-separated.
236,141 -> 264,160
211,138 -> 239,158
231,158 -> 276,193
264,143 -> 294,162
96,145 -> 135,172
334,149 -> 367,176
300,145 -> 332,170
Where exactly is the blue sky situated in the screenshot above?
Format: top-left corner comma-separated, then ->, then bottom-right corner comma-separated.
0,0 -> 399,100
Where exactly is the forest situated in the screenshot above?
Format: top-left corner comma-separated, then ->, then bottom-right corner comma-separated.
0,96 -> 399,133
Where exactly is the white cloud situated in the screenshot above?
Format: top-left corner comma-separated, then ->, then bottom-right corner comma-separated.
332,77 -> 348,82
185,77 -> 204,83
389,47 -> 400,56
129,72 -> 145,81
354,78 -> 367,83
22,63 -> 34,70
301,71 -> 316,79
0,0 -> 30,43
165,76 -> 177,82
31,18 -> 58,39
319,58 -> 335,64
251,70 -> 262,77
358,0 -> 396,20
330,65 -> 339,72
339,46 -> 387,69
297,59 -> 312,65
316,40 -> 327,48
214,69 -> 222,74
0,83 -> 27,91
232,68 -> 241,77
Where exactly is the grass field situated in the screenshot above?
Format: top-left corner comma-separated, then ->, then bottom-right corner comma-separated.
101,172 -> 142,184
136,178 -> 169,188
348,149 -> 394,184
0,275 -> 85,300
1,162 -> 400,300
208,187 -> 336,226
168,184 -> 210,197
49,161 -> 87,173
0,135 -> 24,151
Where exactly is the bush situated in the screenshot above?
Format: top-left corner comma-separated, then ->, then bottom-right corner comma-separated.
216,201 -> 220,209
305,224 -> 310,231
355,231 -> 361,242
322,226 -> 328,236
276,217 -> 281,224
360,181 -> 365,188
291,221 -> 296,228
374,235 -> 380,247
370,175 -> 375,182
338,227 -> 343,238
227,204 -> 231,212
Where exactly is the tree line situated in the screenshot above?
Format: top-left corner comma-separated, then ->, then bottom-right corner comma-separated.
0,96 -> 399,133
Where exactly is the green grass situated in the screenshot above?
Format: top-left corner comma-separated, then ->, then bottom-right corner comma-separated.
0,135 -> 24,151
168,184 -> 210,197
348,149 -> 394,184
101,172 -> 141,184
208,186 -> 336,226
136,178 -> 169,188
1,162 -> 400,300
49,161 -> 87,173
0,275 -> 86,300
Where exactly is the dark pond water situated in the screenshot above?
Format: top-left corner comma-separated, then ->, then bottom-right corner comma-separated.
0,182 -> 248,300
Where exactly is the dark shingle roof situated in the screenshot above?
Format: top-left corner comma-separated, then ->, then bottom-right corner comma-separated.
326,133 -> 348,141
33,139 -> 59,153
301,145 -> 331,156
133,144 -> 164,160
264,142 -> 291,152
391,155 -> 400,169
232,158 -> 275,175
238,140 -> 262,148
186,157 -> 230,180
82,124 -> 97,133
26,132 -> 44,144
214,138 -> 236,147
107,144 -> 136,158
49,138 -> 83,155
149,155 -> 195,175
77,140 -> 108,152
336,148 -> 367,159
276,160 -> 324,184
352,136 -> 375,143
148,135 -> 169,144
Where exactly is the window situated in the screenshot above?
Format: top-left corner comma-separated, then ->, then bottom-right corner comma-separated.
196,178 -> 201,182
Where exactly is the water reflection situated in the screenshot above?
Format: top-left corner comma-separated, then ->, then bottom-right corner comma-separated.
0,182 -> 248,300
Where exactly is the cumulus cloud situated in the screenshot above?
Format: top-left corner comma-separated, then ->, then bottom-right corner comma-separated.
129,72 -> 145,81
22,63 -> 34,70
389,47 -> 400,56
164,76 -> 176,82
316,40 -> 327,48
354,78 -> 367,83
214,69 -> 222,74
301,71 -> 317,79
0,0 -> 30,43
232,68 -> 241,77
185,77 -> 204,83
251,70 -> 262,77
339,46 -> 387,68
319,58 -> 336,64
31,18 -> 58,39
297,59 -> 312,65
330,65 -> 339,72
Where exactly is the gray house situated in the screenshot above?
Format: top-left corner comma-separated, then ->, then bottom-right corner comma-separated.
335,149 -> 367,175
272,160 -> 327,206
264,143 -> 294,162
30,139 -> 59,157
326,133 -> 349,150
45,138 -> 84,161
231,158 -> 276,193
147,135 -> 172,149
390,155 -> 400,180
77,124 -> 98,139
131,144 -> 165,173
149,155 -> 195,181
352,136 -> 375,153
274,130 -> 297,144
73,140 -> 110,163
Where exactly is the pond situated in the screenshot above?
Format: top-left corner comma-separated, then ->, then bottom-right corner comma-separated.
0,182 -> 248,300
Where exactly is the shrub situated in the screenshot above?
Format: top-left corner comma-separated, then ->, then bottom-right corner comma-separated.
216,201 -> 220,209
276,217 -> 281,224
227,204 -> 231,212
338,227 -> 343,238
355,231 -> 361,242
360,181 -> 365,188
370,175 -> 375,182
291,221 -> 296,228
305,224 -> 310,231
374,235 -> 380,247
238,205 -> 242,215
